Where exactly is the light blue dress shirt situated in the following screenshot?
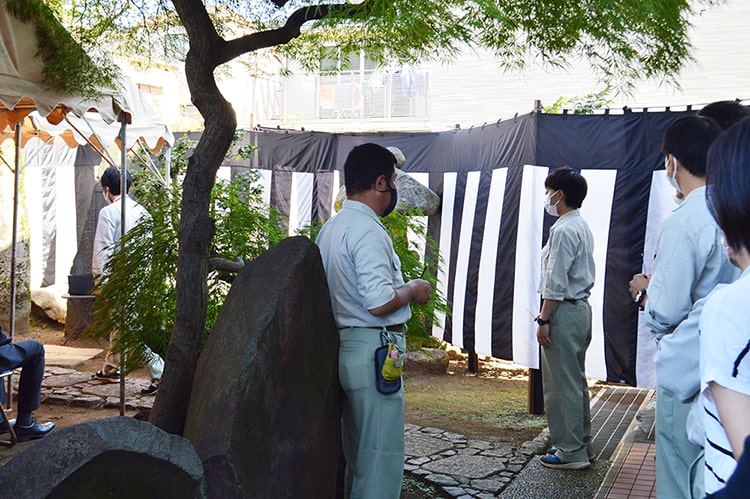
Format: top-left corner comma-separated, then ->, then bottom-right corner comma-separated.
646,186 -> 739,400
316,199 -> 411,328
538,209 -> 595,301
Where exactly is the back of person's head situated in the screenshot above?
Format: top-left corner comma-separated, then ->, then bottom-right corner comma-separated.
544,167 -> 588,209
100,167 -> 133,196
697,100 -> 750,131
344,143 -> 396,196
706,116 -> 750,252
661,115 -> 723,177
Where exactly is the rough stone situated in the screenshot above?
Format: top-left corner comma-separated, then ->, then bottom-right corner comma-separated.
443,486 -> 468,497
69,395 -> 104,409
404,348 -> 449,376
81,381 -> 141,398
42,372 -> 94,388
0,417 -> 205,498
422,455 -> 507,478
184,236 -> 342,499
31,287 -> 67,324
425,474 -> 460,486
471,478 -> 505,493
405,433 -> 454,457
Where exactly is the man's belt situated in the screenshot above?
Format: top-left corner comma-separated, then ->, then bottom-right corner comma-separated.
339,324 -> 406,332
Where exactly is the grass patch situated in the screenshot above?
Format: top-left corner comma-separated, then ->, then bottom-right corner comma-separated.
404,370 -> 547,446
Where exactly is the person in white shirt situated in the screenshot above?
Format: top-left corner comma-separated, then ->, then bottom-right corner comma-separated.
628,116 -> 738,498
698,116 -> 750,495
92,167 -> 164,394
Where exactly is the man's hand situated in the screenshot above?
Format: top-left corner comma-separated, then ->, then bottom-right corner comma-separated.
536,322 -> 552,348
409,279 -> 432,304
629,273 -> 650,300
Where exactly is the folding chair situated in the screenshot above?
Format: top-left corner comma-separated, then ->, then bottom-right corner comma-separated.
0,370 -> 17,446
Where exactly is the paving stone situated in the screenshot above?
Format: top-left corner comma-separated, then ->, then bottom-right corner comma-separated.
467,440 -> 492,450
506,464 -> 523,473
407,456 -> 432,466
42,372 -> 95,388
470,478 -> 505,493
421,427 -> 444,435
422,455 -> 506,479
70,395 -> 105,408
457,447 -> 479,456
443,487 -> 467,497
404,464 -> 419,472
508,456 -> 528,464
425,474 -> 459,486
405,433 -> 453,457
45,393 -> 74,405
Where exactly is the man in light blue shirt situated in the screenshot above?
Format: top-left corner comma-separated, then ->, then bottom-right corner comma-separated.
536,167 -> 596,470
316,143 -> 431,499
629,116 -> 738,499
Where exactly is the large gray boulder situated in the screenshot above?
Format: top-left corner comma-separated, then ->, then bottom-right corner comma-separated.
0,417 -> 205,498
184,236 -> 342,498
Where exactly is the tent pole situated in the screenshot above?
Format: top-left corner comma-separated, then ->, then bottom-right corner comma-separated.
118,112 -> 127,417
6,121 -> 22,410
164,146 -> 171,188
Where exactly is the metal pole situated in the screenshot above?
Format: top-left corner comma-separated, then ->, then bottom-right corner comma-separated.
118,112 -> 127,416
6,121 -> 21,411
164,146 -> 171,188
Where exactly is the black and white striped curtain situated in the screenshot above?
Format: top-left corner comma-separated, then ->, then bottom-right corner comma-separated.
226,110 -> 691,388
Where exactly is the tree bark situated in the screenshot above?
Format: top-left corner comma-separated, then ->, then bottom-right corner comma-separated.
150,0 -> 237,434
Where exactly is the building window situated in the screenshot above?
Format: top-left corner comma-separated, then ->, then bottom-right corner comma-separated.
316,49 -> 428,120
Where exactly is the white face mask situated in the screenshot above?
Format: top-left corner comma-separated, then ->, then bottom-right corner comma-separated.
103,190 -> 111,203
665,155 -> 681,193
544,190 -> 561,217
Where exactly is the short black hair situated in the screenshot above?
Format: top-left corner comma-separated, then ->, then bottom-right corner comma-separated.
544,167 -> 587,209
100,167 -> 132,196
706,116 -> 750,252
344,143 -> 396,196
661,115 -> 722,177
698,100 -> 750,131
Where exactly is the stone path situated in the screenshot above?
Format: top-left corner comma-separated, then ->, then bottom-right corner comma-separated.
40,366 -> 155,412
404,423 -> 550,498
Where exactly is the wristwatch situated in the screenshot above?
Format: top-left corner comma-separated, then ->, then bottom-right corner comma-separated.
634,288 -> 647,310
535,317 -> 551,326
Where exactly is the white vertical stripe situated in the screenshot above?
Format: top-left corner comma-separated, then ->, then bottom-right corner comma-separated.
579,169 -> 617,381
474,168 -> 508,357
512,165 -> 548,369
450,171 -> 481,350
432,172 -> 456,340
256,169 -> 272,207
408,172 -> 430,262
289,171 -> 313,235
55,147 -> 77,289
331,170 -> 341,215
635,171 -> 674,389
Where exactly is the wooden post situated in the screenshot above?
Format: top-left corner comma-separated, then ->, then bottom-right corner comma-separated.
528,350 -> 545,415
467,351 -> 479,373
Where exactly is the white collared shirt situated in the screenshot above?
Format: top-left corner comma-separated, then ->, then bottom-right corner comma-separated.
92,195 -> 148,277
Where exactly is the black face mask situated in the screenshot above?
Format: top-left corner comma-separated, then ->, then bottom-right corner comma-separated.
381,183 -> 398,217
